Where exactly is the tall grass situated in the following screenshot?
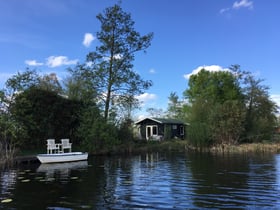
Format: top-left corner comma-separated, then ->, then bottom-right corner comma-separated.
130,140 -> 280,154
0,141 -> 16,166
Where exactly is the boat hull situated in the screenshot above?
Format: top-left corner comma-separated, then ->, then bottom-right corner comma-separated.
37,152 -> 88,163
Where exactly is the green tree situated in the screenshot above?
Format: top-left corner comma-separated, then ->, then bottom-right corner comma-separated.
146,107 -> 165,118
72,4 -> 153,121
11,87 -> 82,149
65,64 -> 99,104
5,69 -> 39,93
0,69 -> 39,160
209,100 -> 245,144
184,69 -> 245,146
166,92 -> 185,120
241,71 -> 278,142
184,66 -> 278,146
77,105 -> 118,153
38,73 -> 63,93
0,90 -> 22,163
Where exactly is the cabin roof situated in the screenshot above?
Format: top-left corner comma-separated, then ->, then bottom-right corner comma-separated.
135,117 -> 185,125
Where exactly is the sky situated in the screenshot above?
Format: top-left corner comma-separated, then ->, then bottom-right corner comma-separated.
1,0 -> 280,119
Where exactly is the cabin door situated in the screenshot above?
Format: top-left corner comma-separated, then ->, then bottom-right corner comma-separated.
146,125 -> 158,140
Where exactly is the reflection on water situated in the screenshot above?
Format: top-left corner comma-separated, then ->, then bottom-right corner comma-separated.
36,161 -> 88,182
1,152 -> 280,209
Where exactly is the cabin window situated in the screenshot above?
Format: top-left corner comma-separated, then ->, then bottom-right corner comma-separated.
152,126 -> 157,135
172,125 -> 177,130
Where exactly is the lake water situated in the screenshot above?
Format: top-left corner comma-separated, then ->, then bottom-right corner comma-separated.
1,151 -> 280,209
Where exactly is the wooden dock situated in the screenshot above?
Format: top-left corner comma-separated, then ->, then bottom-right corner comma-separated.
14,155 -> 40,165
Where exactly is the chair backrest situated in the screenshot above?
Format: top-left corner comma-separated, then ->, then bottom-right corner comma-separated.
61,139 -> 71,147
47,139 -> 56,149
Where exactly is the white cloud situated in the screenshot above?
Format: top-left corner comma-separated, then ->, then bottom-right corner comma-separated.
220,7 -> 230,14
46,56 -> 78,68
149,68 -> 156,74
83,33 -> 95,47
233,0 -> 253,10
184,65 -> 229,80
25,60 -> 44,66
220,0 -> 253,15
136,93 -> 157,104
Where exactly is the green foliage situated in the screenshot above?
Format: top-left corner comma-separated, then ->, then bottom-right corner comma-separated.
78,106 -> 119,153
166,92 -> 185,120
0,113 -> 19,163
118,118 -> 134,143
5,69 -> 39,93
37,73 -> 63,93
65,64 -> 99,104
0,90 -> 23,162
184,65 -> 278,147
242,72 -> 278,142
11,87 -> 82,149
187,122 -> 211,148
185,69 -> 242,103
209,100 -> 246,144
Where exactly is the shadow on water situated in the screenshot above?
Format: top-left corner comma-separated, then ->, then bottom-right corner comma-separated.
1,152 -> 280,209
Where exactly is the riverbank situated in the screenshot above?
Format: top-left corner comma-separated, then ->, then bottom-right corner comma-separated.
209,142 -> 280,154
106,140 -> 280,155
3,140 -> 280,167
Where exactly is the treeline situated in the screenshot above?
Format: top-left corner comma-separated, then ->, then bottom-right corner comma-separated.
166,65 -> 279,147
0,70 -> 131,155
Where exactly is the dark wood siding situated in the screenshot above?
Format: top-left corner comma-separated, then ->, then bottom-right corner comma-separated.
136,118 -> 185,140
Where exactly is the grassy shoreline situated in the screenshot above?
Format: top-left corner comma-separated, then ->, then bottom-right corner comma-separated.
208,142 -> 280,154
106,140 -> 280,155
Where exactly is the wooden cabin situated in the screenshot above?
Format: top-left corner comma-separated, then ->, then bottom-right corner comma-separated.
135,117 -> 186,140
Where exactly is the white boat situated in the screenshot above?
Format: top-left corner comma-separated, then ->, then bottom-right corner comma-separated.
37,152 -> 88,164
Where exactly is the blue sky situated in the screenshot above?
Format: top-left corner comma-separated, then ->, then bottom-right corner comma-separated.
1,0 -> 280,119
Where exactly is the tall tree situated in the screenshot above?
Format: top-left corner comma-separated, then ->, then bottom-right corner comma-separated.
78,4 -> 153,121
242,71 -> 278,141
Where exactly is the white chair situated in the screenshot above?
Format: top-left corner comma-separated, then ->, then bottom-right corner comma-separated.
46,139 -> 60,154
61,139 -> 72,153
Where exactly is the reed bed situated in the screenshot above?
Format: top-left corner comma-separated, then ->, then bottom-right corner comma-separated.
210,143 -> 280,154
133,140 -> 280,154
